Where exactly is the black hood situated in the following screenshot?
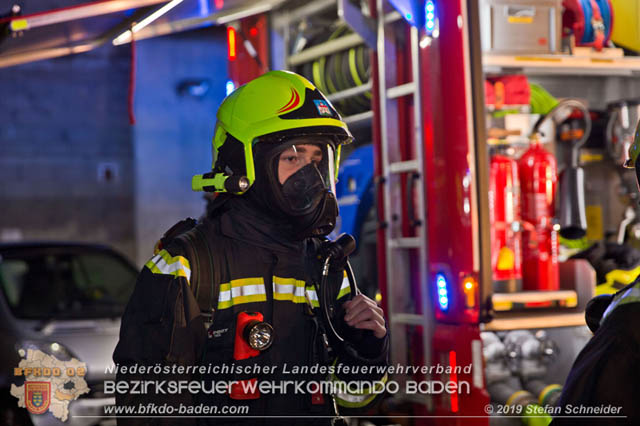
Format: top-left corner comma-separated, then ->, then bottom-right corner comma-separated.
209,195 -> 303,254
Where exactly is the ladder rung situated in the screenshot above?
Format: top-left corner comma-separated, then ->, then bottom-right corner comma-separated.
389,160 -> 419,173
287,33 -> 364,66
387,82 -> 416,99
389,237 -> 421,249
343,110 -> 373,126
326,81 -> 372,103
383,11 -> 402,24
391,313 -> 425,325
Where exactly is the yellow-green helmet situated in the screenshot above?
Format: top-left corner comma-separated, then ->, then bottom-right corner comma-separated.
192,70 -> 353,193
623,119 -> 640,169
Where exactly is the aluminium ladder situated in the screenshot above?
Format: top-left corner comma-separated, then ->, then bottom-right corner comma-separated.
376,0 -> 434,408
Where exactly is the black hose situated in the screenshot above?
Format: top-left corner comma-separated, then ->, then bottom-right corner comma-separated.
320,257 -> 360,344
530,98 -> 592,154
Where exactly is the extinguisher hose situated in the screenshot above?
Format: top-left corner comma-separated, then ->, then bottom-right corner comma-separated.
530,98 -> 592,151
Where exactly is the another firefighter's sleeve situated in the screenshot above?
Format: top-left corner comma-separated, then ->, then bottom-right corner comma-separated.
112,247 -> 205,426
330,270 -> 390,413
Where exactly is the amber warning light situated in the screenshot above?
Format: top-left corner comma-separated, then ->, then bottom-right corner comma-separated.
462,276 -> 477,309
227,26 -> 237,61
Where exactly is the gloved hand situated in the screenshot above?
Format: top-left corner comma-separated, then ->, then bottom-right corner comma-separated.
339,294 -> 388,362
342,294 -> 386,339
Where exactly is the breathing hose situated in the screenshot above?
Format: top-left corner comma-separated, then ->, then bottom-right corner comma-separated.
317,234 -> 381,363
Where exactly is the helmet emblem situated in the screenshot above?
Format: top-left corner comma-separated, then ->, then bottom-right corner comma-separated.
277,88 -> 301,113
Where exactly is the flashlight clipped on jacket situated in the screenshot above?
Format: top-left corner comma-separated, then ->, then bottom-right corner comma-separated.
234,311 -> 273,359
230,312 -> 273,400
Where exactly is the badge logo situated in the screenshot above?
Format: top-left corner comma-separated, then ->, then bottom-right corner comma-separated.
314,100 -> 333,117
25,382 -> 51,415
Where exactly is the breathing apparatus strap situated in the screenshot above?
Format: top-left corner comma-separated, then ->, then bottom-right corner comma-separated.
162,217 -> 225,326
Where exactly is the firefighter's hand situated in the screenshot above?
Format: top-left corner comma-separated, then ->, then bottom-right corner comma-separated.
343,294 -> 387,339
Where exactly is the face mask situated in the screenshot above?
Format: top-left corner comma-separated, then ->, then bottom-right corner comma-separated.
280,163 -> 339,238
281,162 -> 327,214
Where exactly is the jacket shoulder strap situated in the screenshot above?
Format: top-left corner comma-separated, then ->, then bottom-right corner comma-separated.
174,218 -> 224,324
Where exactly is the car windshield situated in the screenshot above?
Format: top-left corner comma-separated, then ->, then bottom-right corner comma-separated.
0,246 -> 137,320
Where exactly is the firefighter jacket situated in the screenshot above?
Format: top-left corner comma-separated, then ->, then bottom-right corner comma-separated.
113,197 -> 389,426
551,280 -> 640,426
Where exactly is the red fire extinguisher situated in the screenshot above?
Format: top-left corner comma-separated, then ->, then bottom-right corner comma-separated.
518,138 -> 559,292
489,152 -> 523,293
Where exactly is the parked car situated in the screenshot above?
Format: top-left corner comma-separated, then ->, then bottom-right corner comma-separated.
0,242 -> 138,426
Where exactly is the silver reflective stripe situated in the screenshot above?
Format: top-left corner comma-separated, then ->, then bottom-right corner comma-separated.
273,282 -> 306,298
335,392 -> 372,404
145,250 -> 191,282
273,277 -> 307,303
217,278 -> 267,309
334,373 -> 388,408
306,288 -> 319,301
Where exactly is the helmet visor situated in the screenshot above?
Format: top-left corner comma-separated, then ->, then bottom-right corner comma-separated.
272,137 -> 337,197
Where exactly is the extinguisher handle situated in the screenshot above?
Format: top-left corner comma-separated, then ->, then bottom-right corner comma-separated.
407,172 -> 422,228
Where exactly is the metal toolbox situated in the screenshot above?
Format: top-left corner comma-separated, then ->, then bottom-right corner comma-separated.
480,0 -> 562,54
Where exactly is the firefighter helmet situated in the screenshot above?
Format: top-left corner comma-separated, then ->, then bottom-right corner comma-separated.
192,70 -> 353,194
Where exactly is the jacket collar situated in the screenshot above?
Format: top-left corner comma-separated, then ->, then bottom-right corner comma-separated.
215,196 -> 305,254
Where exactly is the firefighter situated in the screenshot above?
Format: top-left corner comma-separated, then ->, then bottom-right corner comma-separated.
550,121 -> 640,426
113,70 -> 388,426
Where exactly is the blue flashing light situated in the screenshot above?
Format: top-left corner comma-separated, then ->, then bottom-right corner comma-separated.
225,80 -> 235,96
436,273 -> 449,311
388,0 -> 419,27
425,1 -> 436,35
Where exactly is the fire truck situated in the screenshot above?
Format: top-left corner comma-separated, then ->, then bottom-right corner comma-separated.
247,1 -> 617,424
219,1 -> 604,424
5,0 -> 640,424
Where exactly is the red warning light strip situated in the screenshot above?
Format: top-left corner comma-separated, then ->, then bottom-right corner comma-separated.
449,351 -> 459,413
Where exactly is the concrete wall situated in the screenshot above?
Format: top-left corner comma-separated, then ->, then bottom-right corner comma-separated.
0,44 -> 136,259
133,28 -> 229,265
0,26 -> 228,266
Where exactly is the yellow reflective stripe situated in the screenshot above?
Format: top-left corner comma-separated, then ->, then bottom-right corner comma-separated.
335,391 -> 377,408
337,273 -> 351,299
332,372 -> 388,395
145,249 -> 191,283
217,277 -> 266,310
273,276 -> 307,303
